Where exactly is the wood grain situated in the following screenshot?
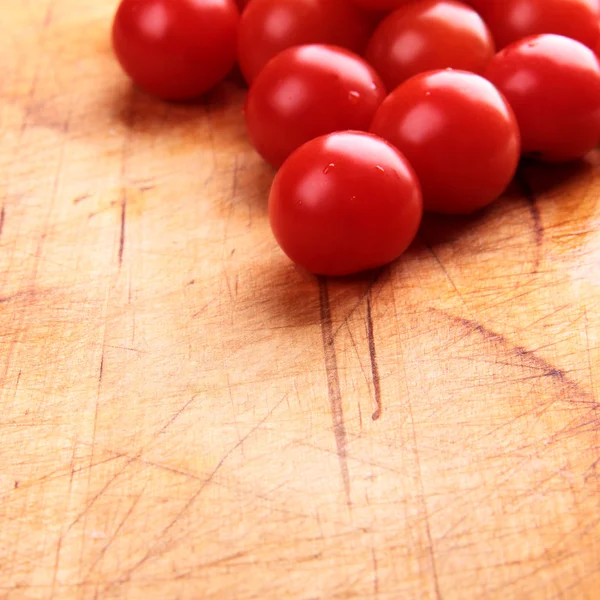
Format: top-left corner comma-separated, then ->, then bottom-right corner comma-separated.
1,2 -> 599,598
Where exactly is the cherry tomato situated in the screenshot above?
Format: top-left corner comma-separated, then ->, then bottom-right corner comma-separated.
467,0 -> 600,50
245,44 -> 386,168
350,0 -> 415,10
366,0 -> 495,91
371,70 -> 520,214
112,0 -> 239,100
485,34 -> 600,162
269,131 -> 423,276
237,0 -> 374,83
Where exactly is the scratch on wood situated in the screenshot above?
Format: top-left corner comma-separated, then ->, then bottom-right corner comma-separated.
0,205 -> 5,238
515,166 -> 543,272
333,266 -> 386,338
98,352 -> 104,384
118,393 -> 290,582
72,194 -> 90,205
85,487 -> 145,579
318,277 -> 351,505
371,547 -> 380,596
407,399 -> 443,600
437,310 -> 600,439
118,191 -> 127,267
366,295 -> 382,421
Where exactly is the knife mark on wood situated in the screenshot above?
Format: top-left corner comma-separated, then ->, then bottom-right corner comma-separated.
118,393 -> 290,581
118,190 -> 127,267
0,205 -> 5,239
407,395 -> 443,600
438,310 -> 599,436
318,277 -> 351,505
366,295 -> 382,421
371,547 -> 380,596
84,487 -> 145,579
333,266 -> 386,338
516,166 -> 543,272
98,352 -> 104,384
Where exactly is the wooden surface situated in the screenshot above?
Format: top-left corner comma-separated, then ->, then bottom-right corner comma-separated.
2,2 -> 600,599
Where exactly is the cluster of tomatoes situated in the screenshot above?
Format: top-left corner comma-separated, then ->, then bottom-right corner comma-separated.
112,0 -> 600,276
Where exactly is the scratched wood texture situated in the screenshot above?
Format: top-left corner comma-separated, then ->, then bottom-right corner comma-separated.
1,1 -> 600,599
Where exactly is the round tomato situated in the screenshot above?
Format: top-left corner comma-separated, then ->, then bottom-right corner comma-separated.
245,44 -> 386,168
269,131 -> 423,276
371,70 -> 520,214
366,0 -> 495,91
237,0 -> 374,83
485,34 -> 600,162
112,0 -> 239,100
467,0 -> 600,50
350,0 -> 416,10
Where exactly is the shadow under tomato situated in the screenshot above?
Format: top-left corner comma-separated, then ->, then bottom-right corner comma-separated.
110,70 -> 247,132
518,154 -> 597,197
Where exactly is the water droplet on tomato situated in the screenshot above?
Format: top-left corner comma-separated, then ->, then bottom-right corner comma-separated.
348,90 -> 360,103
323,163 -> 335,174
375,165 -> 385,173
425,91 -> 431,96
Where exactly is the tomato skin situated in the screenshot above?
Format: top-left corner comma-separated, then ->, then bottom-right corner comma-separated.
366,0 -> 495,91
371,70 -> 520,214
237,0 -> 374,83
485,34 -> 600,162
269,132 -> 423,277
112,0 -> 239,100
350,0 -> 416,10
467,0 -> 600,50
245,44 -> 386,168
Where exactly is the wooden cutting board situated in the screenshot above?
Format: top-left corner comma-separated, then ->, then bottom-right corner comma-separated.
1,2 -> 599,598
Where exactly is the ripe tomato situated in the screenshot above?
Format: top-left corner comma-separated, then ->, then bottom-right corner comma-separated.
485,34 -> 600,162
269,131 -> 423,276
237,0 -> 374,83
371,70 -> 520,214
112,0 -> 239,100
350,0 -> 415,10
467,0 -> 600,50
366,0 -> 495,91
245,44 -> 386,168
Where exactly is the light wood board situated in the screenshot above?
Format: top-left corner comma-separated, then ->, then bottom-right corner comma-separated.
1,2 -> 599,598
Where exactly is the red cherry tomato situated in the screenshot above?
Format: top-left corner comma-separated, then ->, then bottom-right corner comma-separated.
112,0 -> 239,100
485,34 -> 600,162
467,0 -> 600,50
237,0 -> 374,83
269,131 -> 423,276
371,70 -> 520,214
350,0 -> 415,10
366,0 -> 495,91
245,44 -> 386,168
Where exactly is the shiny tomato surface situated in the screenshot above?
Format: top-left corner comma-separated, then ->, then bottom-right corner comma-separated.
467,0 -> 600,50
112,0 -> 239,100
245,44 -> 386,168
371,69 -> 520,214
485,34 -> 600,161
269,131 -> 423,276
237,0 -> 373,83
366,0 -> 495,91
